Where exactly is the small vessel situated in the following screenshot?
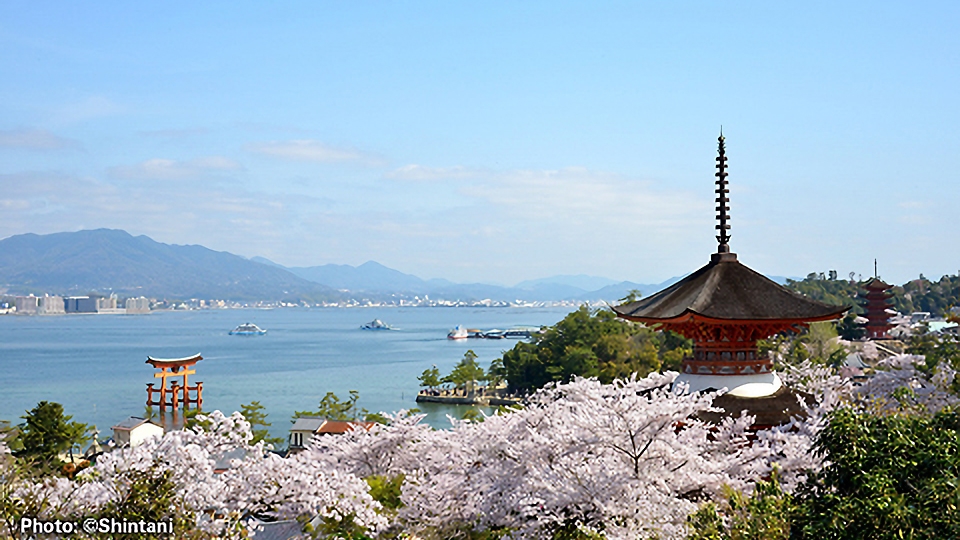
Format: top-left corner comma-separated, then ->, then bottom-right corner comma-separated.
504,327 -> 539,339
482,329 -> 506,339
447,325 -> 468,340
360,319 -> 394,330
229,323 -> 267,335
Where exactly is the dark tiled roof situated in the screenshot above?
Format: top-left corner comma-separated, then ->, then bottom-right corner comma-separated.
111,417 -> 150,431
289,417 -> 326,432
613,253 -> 848,322
250,519 -> 305,540
862,277 -> 893,290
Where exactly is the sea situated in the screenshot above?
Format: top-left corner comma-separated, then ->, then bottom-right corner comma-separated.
0,306 -> 574,442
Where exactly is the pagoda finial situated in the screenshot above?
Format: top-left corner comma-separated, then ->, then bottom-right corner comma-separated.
715,129 -> 731,253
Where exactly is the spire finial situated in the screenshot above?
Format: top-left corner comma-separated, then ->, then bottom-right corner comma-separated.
874,259 -> 878,279
715,129 -> 731,253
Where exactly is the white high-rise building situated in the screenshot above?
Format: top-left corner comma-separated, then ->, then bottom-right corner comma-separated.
14,296 -> 39,315
38,296 -> 65,315
125,296 -> 151,314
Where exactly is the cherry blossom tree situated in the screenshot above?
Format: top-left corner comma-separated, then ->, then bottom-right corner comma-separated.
3,354 -> 957,540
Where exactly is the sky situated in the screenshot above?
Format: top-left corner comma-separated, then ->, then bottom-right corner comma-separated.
1,2 -> 958,286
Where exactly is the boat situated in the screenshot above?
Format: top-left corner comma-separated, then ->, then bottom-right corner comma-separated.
360,319 -> 394,330
482,329 -> 506,339
447,325 -> 468,340
229,323 -> 267,335
504,327 -> 540,339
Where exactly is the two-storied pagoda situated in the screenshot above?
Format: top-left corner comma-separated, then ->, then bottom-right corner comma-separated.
613,132 -> 847,426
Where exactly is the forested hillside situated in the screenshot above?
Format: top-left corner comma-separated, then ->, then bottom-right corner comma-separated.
785,272 -> 960,317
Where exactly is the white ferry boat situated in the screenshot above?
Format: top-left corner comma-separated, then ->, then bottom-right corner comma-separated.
229,323 -> 267,335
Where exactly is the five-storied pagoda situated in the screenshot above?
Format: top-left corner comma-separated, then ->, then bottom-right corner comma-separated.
861,270 -> 894,339
613,132 -> 847,427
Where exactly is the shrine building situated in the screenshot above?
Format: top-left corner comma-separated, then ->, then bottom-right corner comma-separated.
613,132 -> 847,426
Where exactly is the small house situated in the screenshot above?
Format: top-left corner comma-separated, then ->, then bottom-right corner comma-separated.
288,417 -> 376,452
111,417 -> 164,448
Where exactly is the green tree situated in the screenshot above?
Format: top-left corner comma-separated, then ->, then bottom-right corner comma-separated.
293,390 -> 386,423
183,408 -> 212,431
0,420 -> 21,453
486,357 -> 506,388
792,407 -> 960,539
803,321 -> 844,365
908,332 -> 960,393
836,312 -> 866,341
14,401 -> 89,473
618,289 -> 643,304
687,471 -> 792,540
500,306 -> 668,394
240,401 -> 284,447
785,273 -> 860,314
461,408 -> 485,423
96,466 -> 202,539
418,365 -> 442,389
443,350 -> 485,393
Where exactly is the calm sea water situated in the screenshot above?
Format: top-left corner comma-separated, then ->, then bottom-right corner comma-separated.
0,307 -> 573,441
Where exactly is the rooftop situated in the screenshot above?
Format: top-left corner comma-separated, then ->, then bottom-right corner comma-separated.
614,253 -> 848,323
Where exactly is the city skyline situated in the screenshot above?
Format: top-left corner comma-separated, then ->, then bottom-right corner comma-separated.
1,2 -> 957,286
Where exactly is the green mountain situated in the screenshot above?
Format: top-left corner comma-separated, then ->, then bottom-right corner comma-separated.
0,229 -> 340,301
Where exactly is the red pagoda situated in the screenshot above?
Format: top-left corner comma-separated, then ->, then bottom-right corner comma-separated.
613,132 -> 847,426
861,275 -> 894,339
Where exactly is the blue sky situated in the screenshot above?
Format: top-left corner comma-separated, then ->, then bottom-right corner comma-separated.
1,2 -> 957,286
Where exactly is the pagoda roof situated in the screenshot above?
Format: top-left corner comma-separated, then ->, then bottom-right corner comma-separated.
613,252 -> 848,323
862,277 -> 893,290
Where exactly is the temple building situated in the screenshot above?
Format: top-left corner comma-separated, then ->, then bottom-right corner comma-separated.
860,275 -> 894,339
613,132 -> 847,427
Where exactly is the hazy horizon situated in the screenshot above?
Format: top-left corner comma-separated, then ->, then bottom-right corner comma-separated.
1,2 -> 957,286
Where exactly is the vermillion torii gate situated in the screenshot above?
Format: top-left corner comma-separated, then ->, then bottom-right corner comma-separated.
145,354 -> 204,411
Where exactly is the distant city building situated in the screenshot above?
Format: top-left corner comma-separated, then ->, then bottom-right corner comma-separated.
38,295 -> 65,315
14,296 -> 39,315
65,296 -> 99,313
98,294 -> 117,311
125,296 -> 151,314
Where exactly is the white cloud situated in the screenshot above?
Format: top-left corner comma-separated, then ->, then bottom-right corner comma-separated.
897,200 -> 926,210
385,164 -> 482,181
247,139 -> 376,164
0,128 -> 81,151
0,171 -> 306,257
462,166 -> 708,229
139,127 -> 210,139
109,156 -> 242,181
49,95 -> 125,126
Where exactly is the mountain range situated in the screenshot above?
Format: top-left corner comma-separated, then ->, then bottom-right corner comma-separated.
0,229 -> 682,302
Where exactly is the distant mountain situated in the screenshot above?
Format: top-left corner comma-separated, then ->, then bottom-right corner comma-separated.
578,277 -> 686,303
286,261 -> 428,293
0,229 -> 754,304
515,274 -> 620,292
275,260 -> 683,303
0,229 -> 340,301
